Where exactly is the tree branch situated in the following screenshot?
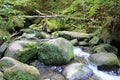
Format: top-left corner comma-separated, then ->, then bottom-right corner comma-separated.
19,15 -> 64,18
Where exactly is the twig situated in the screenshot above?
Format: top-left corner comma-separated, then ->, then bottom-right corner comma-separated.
35,10 -> 47,16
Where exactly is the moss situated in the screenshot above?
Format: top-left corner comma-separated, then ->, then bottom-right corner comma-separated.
36,32 -> 47,39
51,31 -> 59,38
0,60 -> 14,70
14,42 -> 38,63
0,61 -> 7,68
89,36 -> 101,46
58,32 -> 73,40
38,43 -> 72,65
4,71 -> 34,80
93,44 -> 118,54
18,47 -> 38,62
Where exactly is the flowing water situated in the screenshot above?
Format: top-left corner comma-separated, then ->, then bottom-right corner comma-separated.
73,47 -> 120,80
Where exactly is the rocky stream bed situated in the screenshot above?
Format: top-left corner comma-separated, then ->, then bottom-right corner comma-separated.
0,30 -> 120,80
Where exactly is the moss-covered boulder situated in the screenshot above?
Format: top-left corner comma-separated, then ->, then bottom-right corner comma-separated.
89,36 -> 101,46
89,52 -> 120,70
5,40 -> 38,62
0,57 -> 40,80
37,37 -> 74,65
62,63 -> 93,80
58,31 -> 92,41
93,44 -> 118,54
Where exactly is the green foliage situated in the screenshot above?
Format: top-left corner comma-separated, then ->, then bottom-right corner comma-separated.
1,0 -> 120,34
5,71 -> 34,80
0,29 -> 10,44
0,0 -> 27,31
60,0 -> 120,32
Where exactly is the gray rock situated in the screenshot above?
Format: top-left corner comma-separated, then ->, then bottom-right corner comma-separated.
62,63 -> 93,80
40,69 -> 65,80
70,39 -> 78,46
79,41 -> 89,46
58,31 -> 92,41
5,40 -> 38,62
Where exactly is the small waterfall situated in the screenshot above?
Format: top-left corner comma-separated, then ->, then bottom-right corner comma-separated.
73,47 -> 120,80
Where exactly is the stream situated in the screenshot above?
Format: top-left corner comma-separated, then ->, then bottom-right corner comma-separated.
73,47 -> 120,80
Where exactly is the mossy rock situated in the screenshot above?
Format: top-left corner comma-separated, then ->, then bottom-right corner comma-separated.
93,44 -> 118,54
70,39 -> 78,46
37,37 -> 74,65
5,71 -> 34,80
89,36 -> 101,46
36,32 -> 50,39
5,40 -> 38,62
58,31 -> 92,41
0,57 -> 40,80
89,52 -> 120,70
51,31 -> 59,38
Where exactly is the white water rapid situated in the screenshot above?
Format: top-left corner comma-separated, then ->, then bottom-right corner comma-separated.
73,47 -> 120,80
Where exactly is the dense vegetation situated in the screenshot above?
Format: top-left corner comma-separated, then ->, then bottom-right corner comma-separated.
0,0 -> 119,33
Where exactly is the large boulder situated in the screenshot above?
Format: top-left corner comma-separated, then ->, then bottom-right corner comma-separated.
93,44 -> 118,54
5,40 -> 38,62
37,37 -> 74,65
58,31 -> 92,41
89,52 -> 120,70
62,63 -> 93,80
0,57 -> 40,80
